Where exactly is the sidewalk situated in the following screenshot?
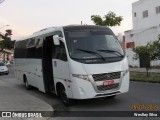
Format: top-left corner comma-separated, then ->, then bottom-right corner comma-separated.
0,78 -> 53,119
129,68 -> 160,74
129,67 -> 160,84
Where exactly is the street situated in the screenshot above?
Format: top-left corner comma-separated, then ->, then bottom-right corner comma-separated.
0,66 -> 160,120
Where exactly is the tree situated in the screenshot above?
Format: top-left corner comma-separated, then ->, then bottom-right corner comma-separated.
0,37 -> 15,52
133,46 -> 151,76
149,40 -> 160,60
91,11 -> 123,27
0,29 -> 13,50
0,29 -> 14,58
133,40 -> 160,76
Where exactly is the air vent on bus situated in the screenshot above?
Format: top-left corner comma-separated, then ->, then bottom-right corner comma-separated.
97,83 -> 119,91
92,72 -> 121,81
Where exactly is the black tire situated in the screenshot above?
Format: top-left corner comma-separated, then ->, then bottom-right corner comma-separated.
59,86 -> 72,106
24,77 -> 31,90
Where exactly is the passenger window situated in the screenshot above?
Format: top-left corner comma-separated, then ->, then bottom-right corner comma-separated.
36,38 -> 43,58
27,38 -> 36,48
36,38 -> 43,46
53,41 -> 67,61
36,38 -> 41,45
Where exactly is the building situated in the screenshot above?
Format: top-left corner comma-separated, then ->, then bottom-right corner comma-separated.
125,0 -> 160,67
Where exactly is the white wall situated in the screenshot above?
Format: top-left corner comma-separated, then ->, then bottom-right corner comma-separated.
125,26 -> 160,67
125,0 -> 160,67
133,0 -> 160,30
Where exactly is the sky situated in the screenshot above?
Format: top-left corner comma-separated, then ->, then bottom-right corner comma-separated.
0,0 -> 138,40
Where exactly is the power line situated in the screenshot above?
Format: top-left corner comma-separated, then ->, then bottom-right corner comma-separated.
0,0 -> 5,4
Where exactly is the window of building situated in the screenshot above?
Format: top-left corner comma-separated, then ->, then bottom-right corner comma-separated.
143,10 -> 148,18
134,12 -> 137,17
156,6 -> 160,14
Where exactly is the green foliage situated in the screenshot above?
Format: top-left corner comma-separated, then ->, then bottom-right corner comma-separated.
130,73 -> 160,82
133,46 -> 151,76
0,38 -> 15,52
0,29 -> 14,52
91,11 -> 123,27
149,40 -> 160,60
133,40 -> 160,76
133,45 -> 151,60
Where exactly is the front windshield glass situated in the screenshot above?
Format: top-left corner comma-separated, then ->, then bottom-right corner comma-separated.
65,29 -> 124,64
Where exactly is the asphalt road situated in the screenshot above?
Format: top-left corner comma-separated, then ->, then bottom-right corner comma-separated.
0,65 -> 160,120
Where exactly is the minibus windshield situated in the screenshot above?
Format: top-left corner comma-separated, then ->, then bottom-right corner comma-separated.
65,29 -> 125,64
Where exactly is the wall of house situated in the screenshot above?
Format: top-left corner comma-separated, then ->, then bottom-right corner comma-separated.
125,0 -> 160,67
133,0 -> 160,30
125,26 -> 160,67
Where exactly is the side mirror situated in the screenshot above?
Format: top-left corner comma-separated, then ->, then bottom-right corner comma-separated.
53,35 -> 60,45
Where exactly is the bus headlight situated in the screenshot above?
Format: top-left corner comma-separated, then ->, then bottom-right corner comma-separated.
122,69 -> 129,78
72,74 -> 89,81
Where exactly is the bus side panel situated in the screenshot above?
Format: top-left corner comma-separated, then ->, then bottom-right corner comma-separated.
14,58 -> 26,82
14,58 -> 45,93
23,59 -> 45,93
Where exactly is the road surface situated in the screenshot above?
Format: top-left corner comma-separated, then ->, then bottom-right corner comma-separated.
0,65 -> 160,120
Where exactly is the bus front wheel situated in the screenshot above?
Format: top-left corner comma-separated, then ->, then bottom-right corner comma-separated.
59,86 -> 72,106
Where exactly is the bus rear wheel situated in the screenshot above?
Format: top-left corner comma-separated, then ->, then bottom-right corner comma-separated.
59,86 -> 72,106
24,76 -> 31,90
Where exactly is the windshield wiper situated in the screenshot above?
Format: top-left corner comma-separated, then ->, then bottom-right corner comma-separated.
76,49 -> 105,61
97,49 -> 124,57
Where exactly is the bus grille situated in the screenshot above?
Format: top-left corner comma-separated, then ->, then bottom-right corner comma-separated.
92,72 -> 121,81
97,83 -> 119,91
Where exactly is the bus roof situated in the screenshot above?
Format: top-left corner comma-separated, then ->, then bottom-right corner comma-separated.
16,25 -> 110,41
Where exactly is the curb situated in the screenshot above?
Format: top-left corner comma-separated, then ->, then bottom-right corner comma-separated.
130,79 -> 160,84
130,71 -> 160,75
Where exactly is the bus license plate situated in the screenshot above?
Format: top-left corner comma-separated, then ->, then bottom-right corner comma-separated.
103,80 -> 115,86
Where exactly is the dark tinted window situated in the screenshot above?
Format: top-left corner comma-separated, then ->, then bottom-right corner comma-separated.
36,37 -> 43,58
53,41 -> 67,61
27,38 -> 36,48
14,31 -> 63,59
64,26 -> 124,64
26,47 -> 36,58
14,40 -> 28,58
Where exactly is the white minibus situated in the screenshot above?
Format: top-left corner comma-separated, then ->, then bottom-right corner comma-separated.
14,25 -> 129,105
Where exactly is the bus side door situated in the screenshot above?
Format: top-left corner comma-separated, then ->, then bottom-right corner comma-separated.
52,41 -> 72,97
